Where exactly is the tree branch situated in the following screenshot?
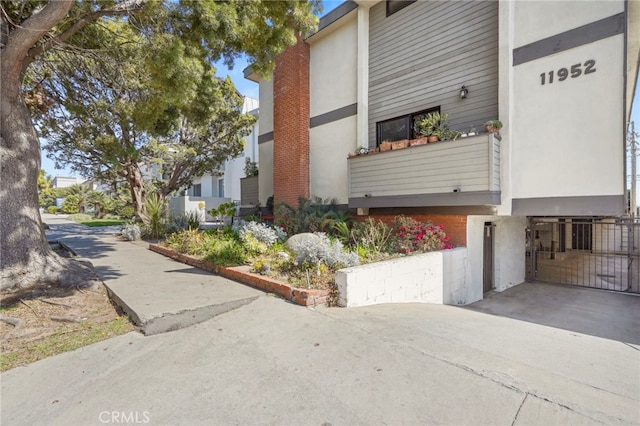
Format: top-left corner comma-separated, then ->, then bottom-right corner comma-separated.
23,0 -> 147,73
2,1 -> 73,80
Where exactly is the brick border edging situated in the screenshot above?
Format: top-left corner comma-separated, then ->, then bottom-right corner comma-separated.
148,244 -> 329,307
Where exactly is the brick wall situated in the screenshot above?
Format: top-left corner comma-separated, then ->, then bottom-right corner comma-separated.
273,34 -> 310,208
361,214 -> 468,246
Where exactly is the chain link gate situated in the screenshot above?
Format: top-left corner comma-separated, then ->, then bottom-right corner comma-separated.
527,218 -> 639,293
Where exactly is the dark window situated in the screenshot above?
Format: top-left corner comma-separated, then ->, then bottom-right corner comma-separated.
191,184 -> 202,197
386,0 -> 416,17
376,106 -> 440,145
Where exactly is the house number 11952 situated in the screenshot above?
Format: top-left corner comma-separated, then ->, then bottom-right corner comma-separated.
540,60 -> 596,85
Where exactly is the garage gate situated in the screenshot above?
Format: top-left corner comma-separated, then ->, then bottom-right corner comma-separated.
527,218 -> 640,294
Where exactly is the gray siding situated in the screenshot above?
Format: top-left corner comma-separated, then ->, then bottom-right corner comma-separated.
368,1 -> 498,147
240,176 -> 259,206
349,134 -> 500,199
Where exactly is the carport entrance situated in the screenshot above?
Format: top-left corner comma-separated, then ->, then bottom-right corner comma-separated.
528,217 -> 640,294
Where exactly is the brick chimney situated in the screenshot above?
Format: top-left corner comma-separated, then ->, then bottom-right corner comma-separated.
273,34 -> 310,208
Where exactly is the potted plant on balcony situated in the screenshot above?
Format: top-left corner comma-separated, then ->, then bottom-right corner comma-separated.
419,112 -> 461,142
484,120 -> 503,135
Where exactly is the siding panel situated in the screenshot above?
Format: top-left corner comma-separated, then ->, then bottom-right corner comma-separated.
368,1 -> 499,147
240,176 -> 259,206
348,134 -> 500,199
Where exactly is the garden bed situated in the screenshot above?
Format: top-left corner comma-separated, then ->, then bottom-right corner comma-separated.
149,244 -> 330,307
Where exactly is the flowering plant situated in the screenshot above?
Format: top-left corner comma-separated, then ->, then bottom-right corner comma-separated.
389,216 -> 453,254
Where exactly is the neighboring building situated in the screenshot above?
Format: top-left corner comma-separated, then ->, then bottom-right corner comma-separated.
246,0 -> 640,301
51,176 -> 81,189
170,97 -> 260,219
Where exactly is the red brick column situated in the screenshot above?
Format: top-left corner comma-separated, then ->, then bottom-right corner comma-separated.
273,34 -> 310,208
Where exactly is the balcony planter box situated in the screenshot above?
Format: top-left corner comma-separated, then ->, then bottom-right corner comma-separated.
380,141 -> 392,151
409,137 -> 429,147
390,140 -> 409,150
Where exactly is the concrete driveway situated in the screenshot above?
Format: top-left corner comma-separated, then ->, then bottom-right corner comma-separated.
2,286 -> 638,425
4,215 -> 638,425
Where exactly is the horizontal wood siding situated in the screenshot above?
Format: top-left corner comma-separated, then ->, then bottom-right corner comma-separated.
492,137 -> 500,191
349,134 -> 500,197
240,176 -> 259,206
368,1 -> 498,147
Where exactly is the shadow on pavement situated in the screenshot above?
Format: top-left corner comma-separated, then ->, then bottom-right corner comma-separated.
464,282 -> 640,345
92,265 -> 125,281
165,267 -> 214,276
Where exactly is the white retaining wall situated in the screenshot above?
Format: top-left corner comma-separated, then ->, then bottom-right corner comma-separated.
336,247 -> 473,308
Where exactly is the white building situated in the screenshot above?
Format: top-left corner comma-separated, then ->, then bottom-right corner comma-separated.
246,0 -> 640,301
170,97 -> 260,219
51,176 -> 81,189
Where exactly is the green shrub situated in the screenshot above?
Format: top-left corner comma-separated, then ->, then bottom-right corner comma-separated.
350,218 -> 392,254
116,205 -> 135,219
275,196 -> 344,235
203,238 -> 248,266
165,229 -> 206,255
60,195 -> 80,214
142,193 -> 167,239
46,206 -> 59,214
67,213 -> 92,222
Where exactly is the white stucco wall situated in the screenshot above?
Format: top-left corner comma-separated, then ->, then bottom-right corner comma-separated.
307,13 -> 358,204
257,77 -> 273,205
336,248 -> 473,308
513,1 -> 623,47
309,13 -> 357,117
258,78 -> 273,135
224,111 -> 259,203
510,1 -> 625,201
258,141 -> 274,205
191,175 -> 215,198
466,216 -> 527,299
309,116 -> 357,203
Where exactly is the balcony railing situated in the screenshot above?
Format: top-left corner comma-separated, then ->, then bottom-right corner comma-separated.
348,133 -> 501,208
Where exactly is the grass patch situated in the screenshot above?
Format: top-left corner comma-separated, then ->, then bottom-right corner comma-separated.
79,219 -> 126,227
0,316 -> 134,372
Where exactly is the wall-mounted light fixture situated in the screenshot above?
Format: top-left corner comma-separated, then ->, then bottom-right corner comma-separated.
459,85 -> 468,99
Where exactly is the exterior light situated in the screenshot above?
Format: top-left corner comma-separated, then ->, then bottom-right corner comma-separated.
459,85 -> 468,99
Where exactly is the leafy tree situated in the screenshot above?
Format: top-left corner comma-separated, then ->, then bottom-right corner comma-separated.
0,0 -> 320,291
37,29 -> 255,219
38,169 -> 56,208
37,169 -> 52,192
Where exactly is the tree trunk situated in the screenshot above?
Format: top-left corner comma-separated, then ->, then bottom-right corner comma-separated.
124,164 -> 147,221
0,62 -> 97,291
1,1 -> 98,291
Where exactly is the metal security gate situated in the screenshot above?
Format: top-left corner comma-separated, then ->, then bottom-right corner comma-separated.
528,218 -> 640,293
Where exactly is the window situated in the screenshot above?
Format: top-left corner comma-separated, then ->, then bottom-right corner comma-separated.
386,0 -> 416,17
376,107 -> 440,145
217,179 -> 224,198
190,184 -> 201,197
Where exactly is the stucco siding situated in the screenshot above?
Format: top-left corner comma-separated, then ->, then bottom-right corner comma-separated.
309,13 -> 358,118
258,141 -> 274,205
510,1 -> 625,208
310,115 -> 357,203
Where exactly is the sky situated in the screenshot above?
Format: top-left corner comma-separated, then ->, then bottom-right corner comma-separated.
40,1 -> 640,206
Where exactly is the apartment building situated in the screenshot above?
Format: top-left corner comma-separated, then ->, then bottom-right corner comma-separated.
246,0 -> 640,302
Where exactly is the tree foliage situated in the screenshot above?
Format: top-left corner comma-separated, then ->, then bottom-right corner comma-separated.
1,0 -> 319,290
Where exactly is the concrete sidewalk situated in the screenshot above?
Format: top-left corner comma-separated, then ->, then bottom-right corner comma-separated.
2,215 -> 633,425
43,215 -> 263,335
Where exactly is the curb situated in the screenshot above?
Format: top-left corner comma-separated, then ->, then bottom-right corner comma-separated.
148,244 -> 330,307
